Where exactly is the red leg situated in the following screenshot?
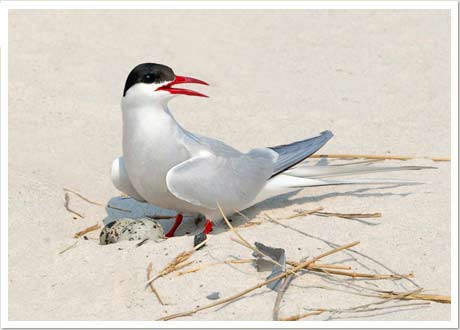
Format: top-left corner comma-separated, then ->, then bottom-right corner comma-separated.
203,219 -> 213,235
165,214 -> 183,238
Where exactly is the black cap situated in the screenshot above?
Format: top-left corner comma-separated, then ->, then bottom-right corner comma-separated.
123,63 -> 176,96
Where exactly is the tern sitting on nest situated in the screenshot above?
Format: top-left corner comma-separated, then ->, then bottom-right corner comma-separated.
111,63 -> 432,246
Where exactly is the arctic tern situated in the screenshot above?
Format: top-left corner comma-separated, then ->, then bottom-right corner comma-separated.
112,63 -> 428,244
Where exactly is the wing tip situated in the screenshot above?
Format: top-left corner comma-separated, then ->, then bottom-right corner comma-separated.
320,130 -> 334,140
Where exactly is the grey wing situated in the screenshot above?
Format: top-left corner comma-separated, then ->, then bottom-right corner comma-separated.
269,130 -> 333,177
166,148 -> 277,210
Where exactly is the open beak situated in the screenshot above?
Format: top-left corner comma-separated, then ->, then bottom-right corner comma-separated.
156,76 -> 209,97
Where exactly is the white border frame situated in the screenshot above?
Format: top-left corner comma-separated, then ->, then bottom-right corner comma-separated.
0,1 -> 458,328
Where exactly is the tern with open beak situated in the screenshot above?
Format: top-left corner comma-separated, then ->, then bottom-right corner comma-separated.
111,63 -> 430,245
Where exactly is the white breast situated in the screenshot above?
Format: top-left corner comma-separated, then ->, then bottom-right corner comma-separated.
121,101 -> 191,210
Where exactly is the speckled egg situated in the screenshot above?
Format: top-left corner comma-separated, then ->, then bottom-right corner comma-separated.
99,217 -> 165,245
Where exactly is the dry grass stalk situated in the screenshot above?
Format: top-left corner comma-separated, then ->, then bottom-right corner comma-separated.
146,262 -> 165,305
279,310 -> 326,321
309,153 -> 450,162
307,267 -> 413,280
157,251 -> 194,279
63,187 -> 131,212
288,207 -> 381,220
58,240 -> 80,255
146,238 -> 208,286
379,292 -> 451,304
337,288 -> 423,311
307,263 -> 351,270
64,192 -> 84,219
316,211 -> 381,219
158,241 -> 360,321
287,259 -> 404,279
73,224 -> 101,239
286,207 -> 324,219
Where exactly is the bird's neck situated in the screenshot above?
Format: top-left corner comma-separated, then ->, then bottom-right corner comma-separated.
121,97 -> 179,129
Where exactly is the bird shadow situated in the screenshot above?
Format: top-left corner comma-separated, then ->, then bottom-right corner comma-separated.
102,196 -> 205,237
241,183 -> 418,220
101,182 -> 421,243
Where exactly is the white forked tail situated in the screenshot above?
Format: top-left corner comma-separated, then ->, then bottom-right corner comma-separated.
250,162 -> 434,206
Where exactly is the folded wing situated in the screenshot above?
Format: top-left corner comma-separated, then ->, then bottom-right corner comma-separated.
166,148 -> 277,210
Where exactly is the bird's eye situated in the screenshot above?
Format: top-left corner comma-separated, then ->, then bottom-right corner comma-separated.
143,73 -> 157,83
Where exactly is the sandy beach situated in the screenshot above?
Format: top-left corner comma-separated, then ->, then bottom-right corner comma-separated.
8,9 -> 452,321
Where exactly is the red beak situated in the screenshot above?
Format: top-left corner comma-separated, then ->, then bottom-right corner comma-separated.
156,75 -> 209,97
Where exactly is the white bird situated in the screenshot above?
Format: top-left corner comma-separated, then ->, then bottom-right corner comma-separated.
111,63 -> 429,244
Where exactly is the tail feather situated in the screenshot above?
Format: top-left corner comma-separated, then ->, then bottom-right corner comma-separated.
284,163 -> 435,179
249,163 -> 434,207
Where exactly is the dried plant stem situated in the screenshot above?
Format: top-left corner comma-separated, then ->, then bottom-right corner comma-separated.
63,187 -> 131,212
288,208 -> 381,220
158,241 -> 359,321
307,263 -> 351,270
286,207 -> 324,219
58,240 -> 80,255
287,260 -> 351,270
298,242 -> 359,268
379,292 -> 451,304
64,192 -> 84,219
338,288 -> 423,311
279,310 -> 326,321
309,153 -> 450,162
307,267 -> 412,280
73,224 -> 101,239
315,211 -> 381,219
156,251 -> 194,279
146,238 -> 208,286
147,262 -> 165,305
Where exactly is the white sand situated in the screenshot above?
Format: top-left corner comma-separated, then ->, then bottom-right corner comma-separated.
8,10 -> 451,321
